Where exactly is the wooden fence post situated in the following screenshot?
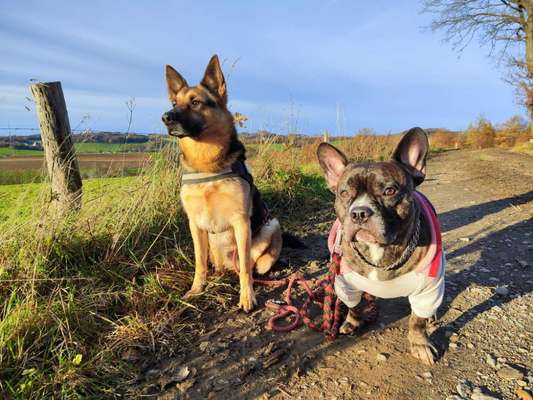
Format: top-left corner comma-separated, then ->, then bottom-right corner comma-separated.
30,81 -> 82,212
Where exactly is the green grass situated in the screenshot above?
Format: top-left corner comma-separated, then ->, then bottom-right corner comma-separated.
0,137 -> 330,399
74,142 -> 146,153
0,142 -> 152,157
0,155 -> 190,398
0,176 -> 137,224
0,148 -> 43,157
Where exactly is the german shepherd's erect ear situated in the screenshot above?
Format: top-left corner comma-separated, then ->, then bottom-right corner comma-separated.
201,55 -> 227,105
165,65 -> 188,102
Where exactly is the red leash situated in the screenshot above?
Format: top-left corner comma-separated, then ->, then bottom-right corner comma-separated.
232,251 -> 377,340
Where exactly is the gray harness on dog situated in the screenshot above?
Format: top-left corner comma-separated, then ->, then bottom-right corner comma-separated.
180,160 -> 272,235
181,168 -> 241,185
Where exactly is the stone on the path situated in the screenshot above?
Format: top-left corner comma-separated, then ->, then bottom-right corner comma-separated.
199,341 -> 210,352
494,286 -> 509,296
497,365 -> 524,380
456,380 -> 472,397
486,354 -> 497,369
471,388 -> 500,400
376,353 -> 388,362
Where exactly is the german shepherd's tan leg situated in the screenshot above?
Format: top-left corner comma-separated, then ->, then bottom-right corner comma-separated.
232,217 -> 256,312
250,218 -> 282,274
208,233 -> 227,275
254,222 -> 282,274
185,220 -> 208,297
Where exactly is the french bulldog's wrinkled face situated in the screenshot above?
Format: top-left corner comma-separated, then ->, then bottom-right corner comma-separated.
317,128 -> 429,246
334,162 -> 415,245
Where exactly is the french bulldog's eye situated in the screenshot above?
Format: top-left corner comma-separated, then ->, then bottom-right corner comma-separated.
191,99 -> 201,107
383,187 -> 397,196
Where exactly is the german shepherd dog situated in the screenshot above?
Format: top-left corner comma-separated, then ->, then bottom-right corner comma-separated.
162,55 -> 282,311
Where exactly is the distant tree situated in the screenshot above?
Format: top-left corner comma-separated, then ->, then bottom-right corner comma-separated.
356,127 -> 377,136
465,116 -> 496,148
497,114 -> 530,145
501,114 -> 528,131
423,0 -> 533,135
233,112 -> 248,128
430,128 -> 457,148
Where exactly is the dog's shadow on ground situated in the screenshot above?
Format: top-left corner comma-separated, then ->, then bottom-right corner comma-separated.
439,190 -> 533,233
145,190 -> 532,399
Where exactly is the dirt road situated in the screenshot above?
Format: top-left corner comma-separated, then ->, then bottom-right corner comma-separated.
143,149 -> 533,400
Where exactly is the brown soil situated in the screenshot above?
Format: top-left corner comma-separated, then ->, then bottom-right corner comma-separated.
0,153 -> 151,171
140,148 -> 533,400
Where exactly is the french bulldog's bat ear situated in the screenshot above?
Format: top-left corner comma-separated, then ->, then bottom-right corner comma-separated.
392,127 -> 429,186
201,54 -> 227,105
317,143 -> 348,191
165,65 -> 188,102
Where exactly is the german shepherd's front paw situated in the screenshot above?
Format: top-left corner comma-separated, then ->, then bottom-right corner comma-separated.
239,285 -> 257,312
409,335 -> 438,365
184,283 -> 205,299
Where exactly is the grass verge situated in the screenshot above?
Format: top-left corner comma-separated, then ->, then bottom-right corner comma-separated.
0,141 -> 330,399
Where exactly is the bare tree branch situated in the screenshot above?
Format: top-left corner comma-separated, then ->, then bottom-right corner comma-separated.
423,0 -> 533,134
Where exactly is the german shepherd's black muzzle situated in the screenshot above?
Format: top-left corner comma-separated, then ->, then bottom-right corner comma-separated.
162,108 -> 206,138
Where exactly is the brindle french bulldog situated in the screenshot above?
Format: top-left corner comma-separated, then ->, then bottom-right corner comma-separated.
317,127 -> 445,365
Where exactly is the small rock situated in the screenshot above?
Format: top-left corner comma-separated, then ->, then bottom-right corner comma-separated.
497,365 -> 524,380
486,354 -> 497,369
471,390 -> 500,400
517,380 -> 528,387
199,341 -> 210,352
376,353 -> 388,362
516,259 -> 529,268
450,334 -> 460,343
449,342 -> 458,349
456,380 -> 473,397
445,396 -> 463,400
144,368 -> 161,380
422,371 -> 433,379
460,237 -> 471,242
176,378 -> 195,394
494,286 -> 509,296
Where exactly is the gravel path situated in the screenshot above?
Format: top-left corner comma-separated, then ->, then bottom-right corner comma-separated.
142,148 -> 533,400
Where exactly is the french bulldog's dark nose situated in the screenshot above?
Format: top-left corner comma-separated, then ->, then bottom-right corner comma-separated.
350,206 -> 374,224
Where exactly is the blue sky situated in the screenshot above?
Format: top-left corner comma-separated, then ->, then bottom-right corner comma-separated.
0,0 -> 525,136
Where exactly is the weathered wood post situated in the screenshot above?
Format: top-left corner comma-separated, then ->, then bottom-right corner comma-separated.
322,129 -> 330,143
30,81 -> 82,212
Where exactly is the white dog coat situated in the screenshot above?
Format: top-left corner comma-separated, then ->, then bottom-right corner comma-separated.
329,192 -> 445,319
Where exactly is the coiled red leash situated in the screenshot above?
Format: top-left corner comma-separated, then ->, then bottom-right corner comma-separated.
232,250 -> 377,340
